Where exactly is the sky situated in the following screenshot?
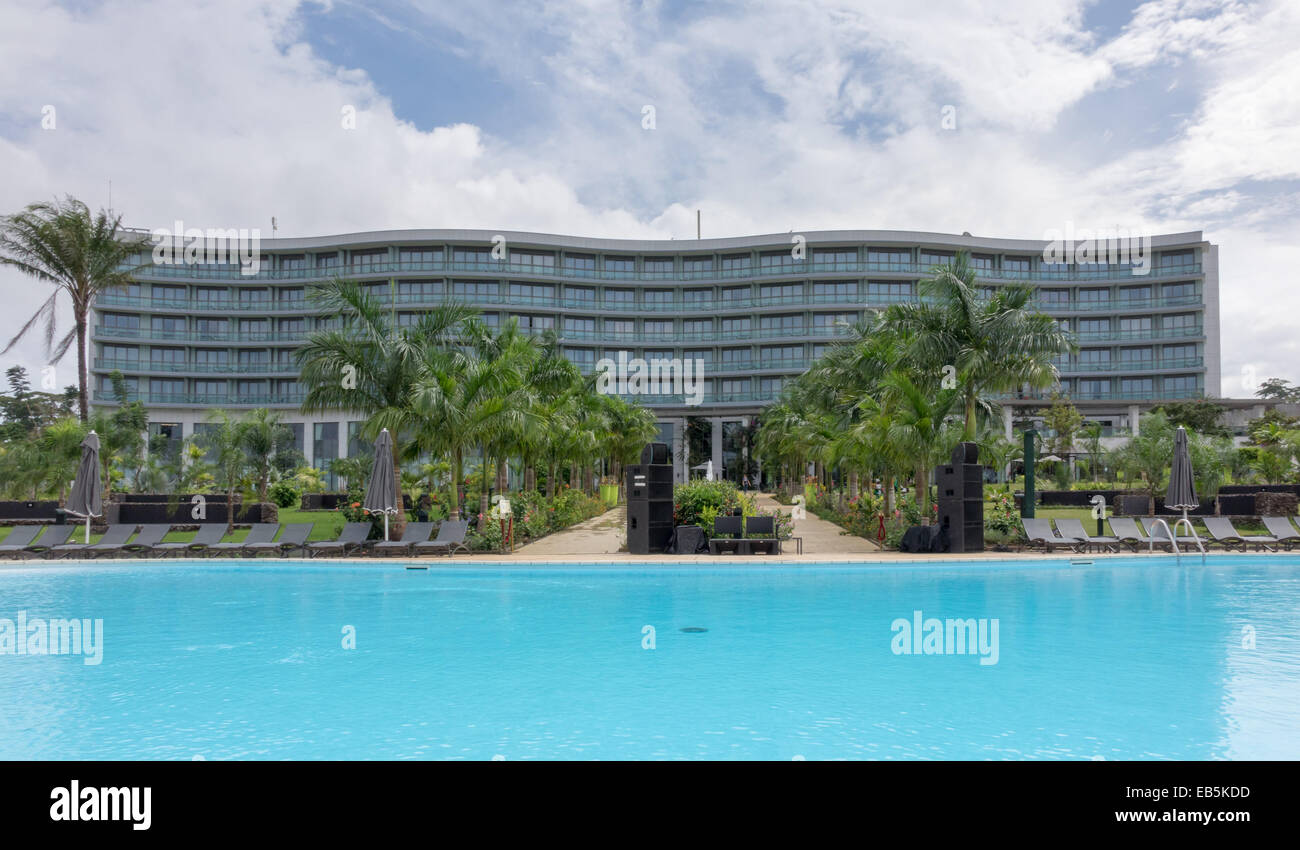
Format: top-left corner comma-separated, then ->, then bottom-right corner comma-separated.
0,0 -> 1296,397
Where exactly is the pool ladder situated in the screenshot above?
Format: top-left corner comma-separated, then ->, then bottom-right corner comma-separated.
1147,517 -> 1206,565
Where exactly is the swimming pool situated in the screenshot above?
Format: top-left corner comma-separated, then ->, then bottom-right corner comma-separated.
1,556 -> 1298,760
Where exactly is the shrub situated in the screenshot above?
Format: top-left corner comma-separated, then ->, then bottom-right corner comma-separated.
268,480 -> 302,509
984,490 -> 1021,537
673,479 -> 748,529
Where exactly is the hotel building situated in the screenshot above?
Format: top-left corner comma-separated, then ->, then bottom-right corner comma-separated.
91,228 -> 1220,484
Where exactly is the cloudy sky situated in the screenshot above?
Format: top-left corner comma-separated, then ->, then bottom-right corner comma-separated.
1,0 -> 1296,396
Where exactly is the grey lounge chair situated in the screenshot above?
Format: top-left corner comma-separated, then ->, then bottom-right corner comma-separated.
152,523 -> 227,556
1109,517 -> 1166,551
1140,518 -> 1203,549
709,515 -> 744,555
413,519 -> 470,556
372,522 -> 435,556
24,524 -> 77,556
208,523 -> 279,554
1021,518 -> 1083,552
0,526 -> 42,558
308,522 -> 374,558
740,515 -> 779,555
50,524 -> 135,559
123,524 -> 171,554
246,523 -> 312,556
1202,517 -> 1276,551
1262,517 -> 1300,550
1054,518 -> 1120,553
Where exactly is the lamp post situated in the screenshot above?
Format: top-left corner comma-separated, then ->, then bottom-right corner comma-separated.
1022,429 -> 1037,519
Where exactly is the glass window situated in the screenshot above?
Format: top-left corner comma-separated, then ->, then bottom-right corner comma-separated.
605,319 -> 633,335
151,284 -> 186,303
1119,285 -> 1151,302
563,253 -> 596,272
275,287 -> 304,305
566,286 -> 596,304
452,247 -> 490,265
1162,313 -> 1197,330
682,288 -> 711,306
452,280 -> 497,299
1002,257 -> 1031,273
813,312 -> 857,329
720,286 -> 749,303
643,257 -> 674,277
1078,349 -> 1111,364
761,345 -> 802,364
760,377 -> 785,396
1163,281 -> 1196,300
813,249 -> 857,266
350,249 -> 386,270
760,251 -> 797,269
1120,347 -> 1153,363
1078,318 -> 1111,334
603,288 -> 635,307
1039,289 -> 1070,306
397,280 -> 442,300
1120,378 -> 1154,396
316,252 -> 339,268
193,349 -> 229,366
719,347 -> 750,364
1077,288 -> 1111,305
759,283 -> 801,302
603,256 -> 633,273
194,318 -> 227,337
682,319 -> 712,336
642,320 -> 672,335
399,247 -> 442,265
813,281 -> 856,299
1158,250 -> 1195,268
151,316 -> 186,336
150,347 -> 185,364
1078,379 -> 1111,397
720,254 -> 751,272
969,254 -> 994,271
867,249 -> 908,266
508,282 -> 554,302
1164,375 -> 1198,393
564,316 -> 595,334
563,348 -> 595,368
920,250 -> 954,267
720,317 -> 751,334
643,289 -> 674,308
149,378 -> 185,397
761,314 -> 803,331
102,344 -> 139,363
512,251 -> 555,269
193,380 -> 226,399
103,313 -> 141,331
510,314 -> 554,331
867,281 -> 910,300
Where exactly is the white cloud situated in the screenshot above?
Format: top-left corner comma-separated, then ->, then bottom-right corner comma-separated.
0,0 -> 1297,400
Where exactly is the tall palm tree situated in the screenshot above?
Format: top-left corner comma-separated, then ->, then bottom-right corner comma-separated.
879,371 -> 962,521
887,251 -> 1074,440
296,278 -> 478,536
0,197 -> 149,421
240,408 -> 293,504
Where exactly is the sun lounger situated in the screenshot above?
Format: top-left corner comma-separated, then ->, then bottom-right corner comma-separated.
1108,517 -> 1166,550
207,523 -> 279,554
1053,518 -> 1120,553
371,522 -> 435,556
740,515 -> 779,555
1262,517 -> 1300,550
1021,518 -> 1083,552
245,523 -> 312,556
23,524 -> 77,556
152,523 -> 228,556
0,526 -> 42,557
1202,517 -> 1277,551
307,522 -> 374,558
413,519 -> 470,556
122,524 -> 171,554
709,515 -> 744,555
50,524 -> 135,558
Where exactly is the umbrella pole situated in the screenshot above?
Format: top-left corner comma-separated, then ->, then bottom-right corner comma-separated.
85,516 -> 90,545
384,513 -> 389,541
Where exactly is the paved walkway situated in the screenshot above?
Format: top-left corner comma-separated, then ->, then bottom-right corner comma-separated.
507,494 -> 880,558
513,504 -> 627,555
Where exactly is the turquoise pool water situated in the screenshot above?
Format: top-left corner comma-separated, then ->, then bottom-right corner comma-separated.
1,557 -> 1298,760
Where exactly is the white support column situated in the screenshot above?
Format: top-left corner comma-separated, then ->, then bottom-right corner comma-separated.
710,416 -> 723,480
1129,404 -> 1141,436
1002,406 -> 1014,440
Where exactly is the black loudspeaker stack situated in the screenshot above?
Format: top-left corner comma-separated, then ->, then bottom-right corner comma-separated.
627,443 -> 673,554
935,441 -> 985,554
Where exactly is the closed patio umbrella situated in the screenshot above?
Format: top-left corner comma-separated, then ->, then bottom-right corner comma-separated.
66,431 -> 104,544
362,428 -> 399,541
1166,425 -> 1198,535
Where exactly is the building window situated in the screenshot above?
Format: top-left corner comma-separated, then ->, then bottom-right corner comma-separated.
720,347 -> 749,365
605,319 -> 633,335
759,283 -> 801,303
1162,313 -> 1197,331
1078,349 -> 1111,364
193,380 -> 226,400
1039,289 -> 1070,306
720,286 -> 749,303
720,254 -> 751,272
151,316 -> 186,337
867,249 -> 908,266
920,250 -> 954,267
761,314 -> 803,332
103,313 -> 141,331
563,348 -> 595,369
151,284 -> 186,303
452,280 -> 497,299
866,281 -> 911,300
761,344 -> 802,364
509,282 -> 554,303
1120,347 -> 1153,363
719,379 -> 749,398
604,288 -> 635,308
813,312 -> 857,330
682,318 -> 712,336
1078,319 -> 1111,334
193,349 -> 229,367
1158,250 -> 1195,268
149,378 -> 185,399
969,254 -> 994,271
1163,281 -> 1196,300
194,318 -> 226,338
1119,285 -> 1151,303
316,252 -> 339,269
511,251 -> 555,269
350,249 -> 387,270
566,286 -> 596,304
643,257 -> 674,277
1164,375 -> 1198,394
510,314 -> 554,332
238,318 -> 270,338
603,256 -> 634,274
563,253 -> 597,273
1078,379 -> 1111,398
1077,288 -> 1111,305
813,249 -> 856,267
643,289 -> 674,308
720,317 -> 751,334
643,320 -> 672,336
276,287 -> 304,306
102,344 -> 139,363
760,251 -> 797,270
452,247 -> 490,265
1003,257 -> 1031,274
682,288 -> 711,306
1120,378 -> 1154,396
397,280 -> 442,300
813,281 -> 856,299
564,317 -> 595,335
399,247 -> 442,265
760,377 -> 785,396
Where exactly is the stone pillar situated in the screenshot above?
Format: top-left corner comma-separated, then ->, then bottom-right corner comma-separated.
1128,404 -> 1141,436
1002,405 -> 1014,440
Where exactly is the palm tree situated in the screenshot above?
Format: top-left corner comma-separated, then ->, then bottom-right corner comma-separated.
880,371 -> 962,521
240,408 -> 294,504
194,411 -> 248,532
887,251 -> 1074,440
295,278 -> 478,536
0,197 -> 149,421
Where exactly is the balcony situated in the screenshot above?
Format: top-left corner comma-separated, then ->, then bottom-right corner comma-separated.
123,258 -> 1204,284
93,390 -> 306,406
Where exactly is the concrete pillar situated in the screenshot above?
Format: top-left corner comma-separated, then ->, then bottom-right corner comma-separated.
710,416 -> 723,480
1128,404 -> 1141,436
1002,406 -> 1014,440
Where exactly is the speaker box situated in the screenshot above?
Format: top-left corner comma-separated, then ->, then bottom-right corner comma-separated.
640,442 -> 670,465
626,465 -> 673,501
627,500 -> 674,554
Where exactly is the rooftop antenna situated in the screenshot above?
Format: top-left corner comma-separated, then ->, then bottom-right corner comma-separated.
107,180 -> 113,217
696,209 -> 700,240
272,216 -> 278,236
